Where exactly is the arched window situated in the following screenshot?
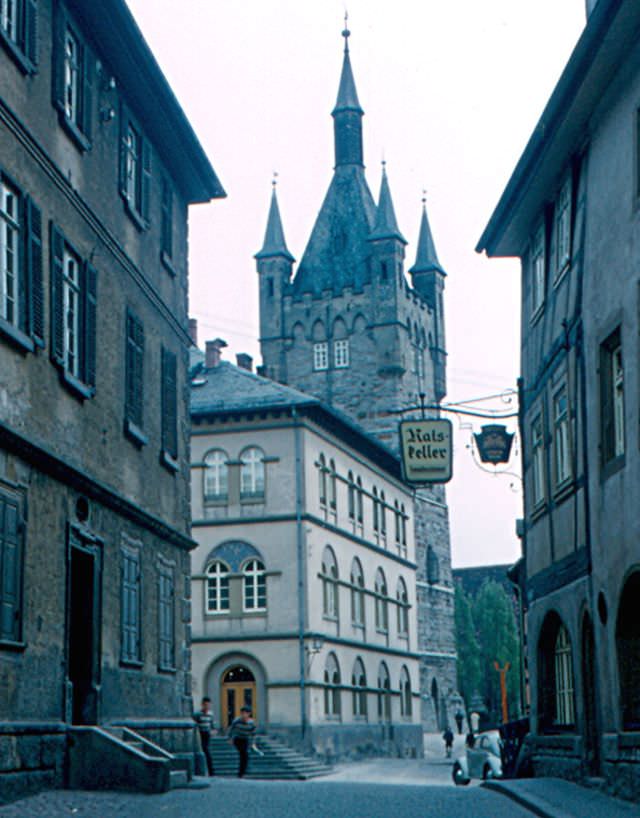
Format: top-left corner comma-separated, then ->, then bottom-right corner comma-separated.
538,613 -> 575,730
375,568 -> 388,632
321,546 -> 339,620
240,446 -> 265,499
324,652 -> 341,717
372,486 -> 379,532
318,453 -> 327,506
347,471 -> 355,520
243,559 -> 266,612
352,658 -> 367,717
400,666 -> 412,717
350,557 -> 365,627
356,476 -> 363,524
617,571 -> 640,730
396,577 -> 409,636
203,449 -> 228,502
427,545 -> 440,585
206,561 -> 230,613
380,491 -> 386,538
377,662 -> 391,722
329,458 -> 337,510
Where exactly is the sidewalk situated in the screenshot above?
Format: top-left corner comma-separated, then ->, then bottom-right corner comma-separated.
484,778 -> 638,818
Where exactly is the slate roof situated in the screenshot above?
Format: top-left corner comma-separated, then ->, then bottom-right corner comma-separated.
255,186 -> 295,262
332,38 -> 363,114
369,166 -> 407,244
409,202 -> 446,275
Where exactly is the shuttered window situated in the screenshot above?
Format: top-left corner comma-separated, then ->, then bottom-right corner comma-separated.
50,224 -> 97,397
0,0 -> 38,73
121,548 -> 141,664
124,310 -> 146,445
600,328 -> 624,468
161,347 -> 178,466
52,4 -> 92,149
160,177 -> 174,271
0,490 -> 23,644
119,105 -> 151,229
158,566 -> 174,671
0,177 -> 43,352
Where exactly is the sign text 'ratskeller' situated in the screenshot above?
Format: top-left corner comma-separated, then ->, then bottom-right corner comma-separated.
399,419 -> 453,484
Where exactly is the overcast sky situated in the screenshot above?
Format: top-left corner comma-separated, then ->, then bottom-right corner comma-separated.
126,0 -> 586,568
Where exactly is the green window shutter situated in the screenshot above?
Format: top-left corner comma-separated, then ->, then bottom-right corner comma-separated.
82,261 -> 97,388
121,551 -> 141,662
51,3 -> 66,111
24,0 -> 38,67
0,497 -> 22,643
118,103 -> 129,198
49,224 -> 65,365
141,138 -> 151,225
25,197 -> 44,346
161,348 -> 178,459
125,311 -> 144,428
81,45 -> 93,140
161,179 -> 173,258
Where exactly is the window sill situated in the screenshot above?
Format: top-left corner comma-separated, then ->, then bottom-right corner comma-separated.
124,419 -> 148,448
601,453 -> 625,482
59,369 -> 94,401
120,659 -> 144,669
530,304 -> 545,326
0,639 -> 26,652
375,628 -> 389,636
203,496 -> 229,506
158,665 -> 177,675
240,494 -> 265,504
323,614 -> 339,623
553,261 -> 570,289
553,477 -> 575,504
529,500 -> 548,523
161,450 -> 180,474
161,250 -> 177,277
0,32 -> 35,75
122,196 -> 148,232
0,319 -> 35,354
204,610 -> 231,618
56,108 -> 91,153
242,609 -> 267,617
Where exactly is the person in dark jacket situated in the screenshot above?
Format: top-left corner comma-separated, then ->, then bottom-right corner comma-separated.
443,726 -> 454,758
193,696 -> 216,776
228,705 -> 256,778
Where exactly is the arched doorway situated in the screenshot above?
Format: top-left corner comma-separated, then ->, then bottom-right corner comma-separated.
581,613 -> 599,774
221,665 -> 257,728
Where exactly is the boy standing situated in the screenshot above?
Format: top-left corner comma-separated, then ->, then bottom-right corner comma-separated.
228,705 -> 256,778
194,696 -> 216,776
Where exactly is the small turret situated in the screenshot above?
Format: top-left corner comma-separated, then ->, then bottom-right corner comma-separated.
332,18 -> 364,169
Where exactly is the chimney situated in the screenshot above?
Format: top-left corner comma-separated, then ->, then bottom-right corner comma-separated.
236,353 -> 253,372
205,338 -> 227,369
188,317 -> 198,346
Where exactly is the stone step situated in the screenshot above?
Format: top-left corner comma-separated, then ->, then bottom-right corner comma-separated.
169,769 -> 189,789
207,735 -> 331,779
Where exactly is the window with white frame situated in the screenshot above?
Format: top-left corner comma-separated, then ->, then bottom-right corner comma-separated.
350,557 -> 365,627
119,106 -> 151,228
600,328 -> 625,466
206,561 -> 230,613
396,577 -> 409,637
400,503 -> 407,558
531,222 -> 546,315
63,27 -> 79,124
313,341 -> 329,371
0,180 -> 19,328
394,500 -> 401,544
531,414 -> 545,506
553,386 -> 571,485
62,245 -> 81,379
352,658 -> 367,718
240,447 -> 265,499
554,625 -> 575,725
377,662 -> 391,722
124,123 -> 142,211
203,449 -> 229,502
0,0 -> 37,68
374,568 -> 388,632
0,0 -> 17,42
322,546 -> 339,620
347,470 -> 355,520
400,666 -> 412,717
356,476 -> 363,525
555,178 -> 571,276
324,652 -> 341,717
372,486 -> 379,533
329,458 -> 337,510
379,491 -> 386,540
243,559 -> 266,612
318,453 -> 327,506
334,338 -> 349,368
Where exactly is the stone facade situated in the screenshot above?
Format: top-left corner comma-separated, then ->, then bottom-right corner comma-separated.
478,0 -> 640,800
256,29 -> 458,732
0,0 -> 222,801
189,360 -> 423,760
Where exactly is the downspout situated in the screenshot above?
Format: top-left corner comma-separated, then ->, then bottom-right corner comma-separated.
292,406 -> 307,741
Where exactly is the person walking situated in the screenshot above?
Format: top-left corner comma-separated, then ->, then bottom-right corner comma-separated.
228,705 -> 256,778
454,708 -> 464,735
193,696 -> 216,776
443,725 -> 454,758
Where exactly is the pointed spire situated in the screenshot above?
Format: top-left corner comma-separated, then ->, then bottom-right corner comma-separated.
331,17 -> 364,167
369,162 -> 406,243
332,15 -> 363,115
409,193 -> 445,275
255,176 -> 295,262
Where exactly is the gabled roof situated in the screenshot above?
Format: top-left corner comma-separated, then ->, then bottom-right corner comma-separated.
255,186 -> 295,262
292,166 -> 377,295
477,0 -> 640,257
410,201 -> 445,275
67,0 -> 225,203
369,166 -> 407,244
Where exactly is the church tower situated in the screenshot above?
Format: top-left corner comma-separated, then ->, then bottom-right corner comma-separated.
257,24 -> 458,732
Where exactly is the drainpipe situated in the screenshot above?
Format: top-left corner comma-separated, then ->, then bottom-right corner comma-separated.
292,406 -> 307,741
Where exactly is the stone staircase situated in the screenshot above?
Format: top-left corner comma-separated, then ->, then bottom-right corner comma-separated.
209,735 -> 332,780
68,726 -> 190,793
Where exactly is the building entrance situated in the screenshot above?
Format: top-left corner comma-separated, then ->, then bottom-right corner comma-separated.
221,666 -> 256,727
68,541 -> 101,724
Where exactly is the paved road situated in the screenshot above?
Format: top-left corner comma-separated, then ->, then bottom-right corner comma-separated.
0,780 -> 534,818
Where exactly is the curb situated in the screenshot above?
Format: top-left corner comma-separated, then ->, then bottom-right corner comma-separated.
481,780 -> 574,818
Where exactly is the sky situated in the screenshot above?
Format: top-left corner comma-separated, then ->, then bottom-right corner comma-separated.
126,0 -> 586,568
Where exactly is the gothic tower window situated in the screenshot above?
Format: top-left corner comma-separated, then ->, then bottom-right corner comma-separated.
313,341 -> 329,371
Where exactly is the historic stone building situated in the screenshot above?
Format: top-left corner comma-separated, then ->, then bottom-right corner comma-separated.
255,28 -> 458,731
0,0 -> 223,799
478,0 -> 640,799
190,345 -> 422,759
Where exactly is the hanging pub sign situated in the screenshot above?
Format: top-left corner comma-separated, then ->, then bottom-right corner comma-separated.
474,424 -> 514,464
399,418 -> 453,484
